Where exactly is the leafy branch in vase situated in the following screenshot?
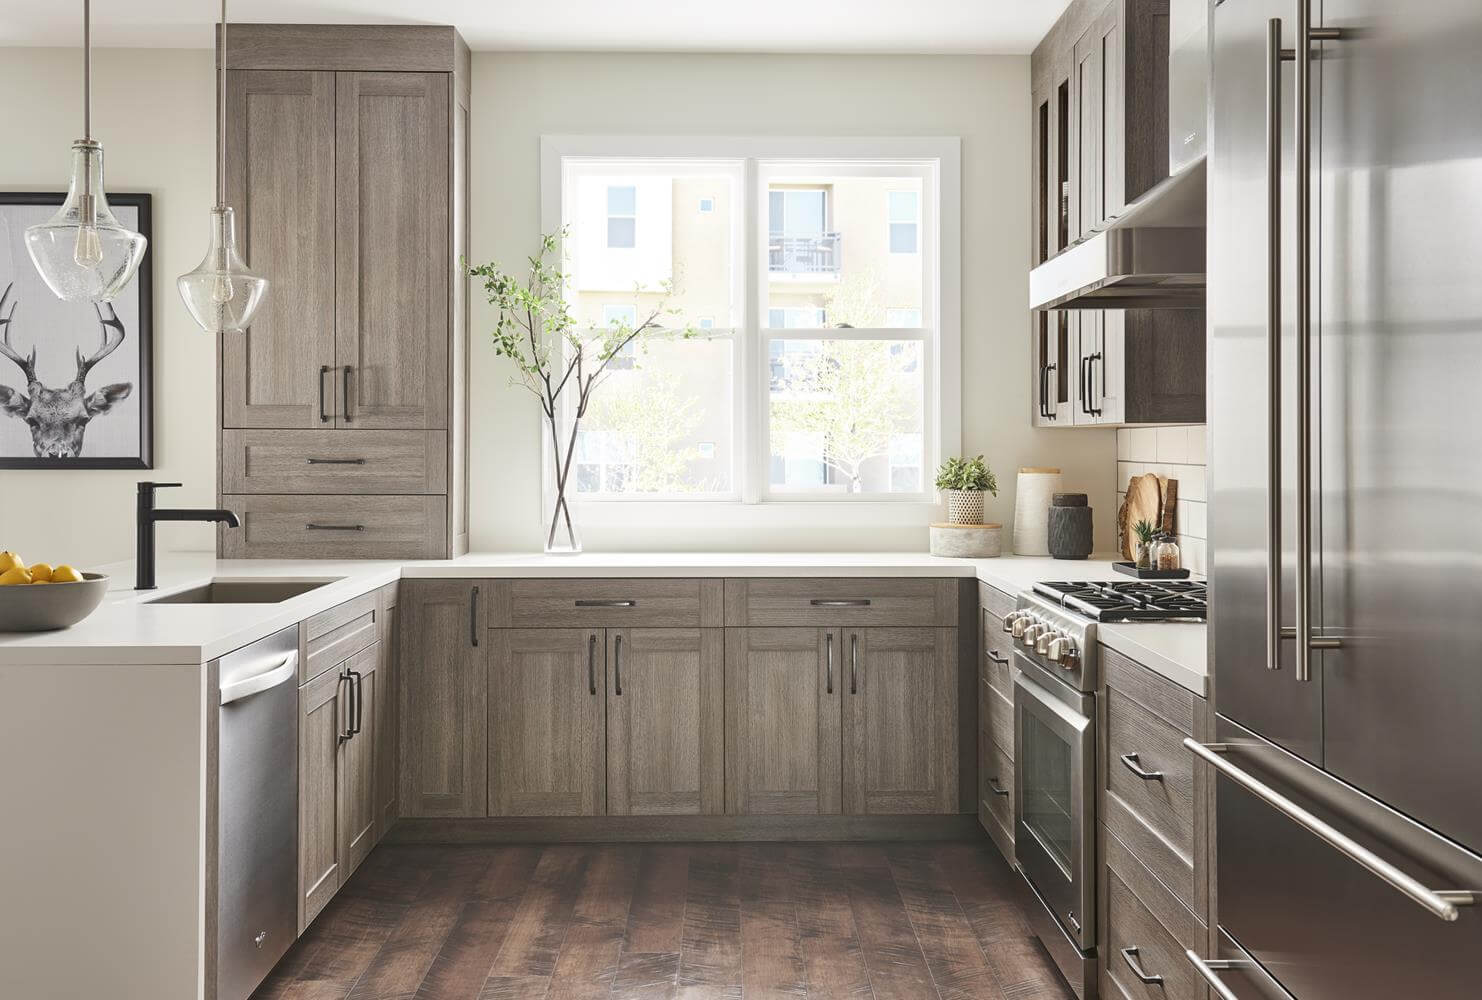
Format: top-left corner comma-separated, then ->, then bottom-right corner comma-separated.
465,229 -> 699,552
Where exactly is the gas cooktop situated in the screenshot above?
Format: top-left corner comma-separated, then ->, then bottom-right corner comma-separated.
1031,580 -> 1207,623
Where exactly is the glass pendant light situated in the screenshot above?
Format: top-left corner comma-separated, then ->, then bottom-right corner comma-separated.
177,0 -> 267,334
25,0 -> 149,303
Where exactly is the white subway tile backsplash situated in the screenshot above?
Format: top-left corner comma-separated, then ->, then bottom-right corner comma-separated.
1156,426 -> 1187,463
1182,465 -> 1206,502
1130,427 -> 1157,462
1186,500 -> 1207,538
1187,425 -> 1207,464
1117,428 -> 1131,460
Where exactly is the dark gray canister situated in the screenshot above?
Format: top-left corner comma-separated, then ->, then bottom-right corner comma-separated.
1048,492 -> 1093,559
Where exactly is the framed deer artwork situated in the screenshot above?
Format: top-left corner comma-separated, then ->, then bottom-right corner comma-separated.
0,192 -> 153,469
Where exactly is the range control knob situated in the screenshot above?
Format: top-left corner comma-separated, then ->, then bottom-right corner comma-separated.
1050,637 -> 1080,669
1002,611 -> 1025,634
1022,623 -> 1048,647
1035,628 -> 1058,656
1012,614 -> 1034,638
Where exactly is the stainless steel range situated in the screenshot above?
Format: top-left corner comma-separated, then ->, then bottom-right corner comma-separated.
1005,580 -> 1208,999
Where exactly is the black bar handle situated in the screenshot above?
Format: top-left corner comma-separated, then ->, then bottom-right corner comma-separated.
1037,360 -> 1048,418
318,365 -> 331,423
850,634 -> 859,695
575,599 -> 636,608
1079,355 -> 1090,414
349,669 -> 364,735
337,669 -> 353,743
306,523 -> 364,531
470,586 -> 480,647
1089,352 -> 1104,416
587,634 -> 597,695
613,634 -> 623,696
306,457 -> 366,465
810,599 -> 871,607
825,633 -> 834,695
1045,362 -> 1058,420
342,365 -> 353,422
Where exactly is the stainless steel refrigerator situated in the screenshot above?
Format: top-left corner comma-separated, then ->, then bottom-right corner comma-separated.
1204,0 -> 1482,997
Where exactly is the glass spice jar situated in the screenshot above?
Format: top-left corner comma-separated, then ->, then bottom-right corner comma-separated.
1152,533 -> 1182,572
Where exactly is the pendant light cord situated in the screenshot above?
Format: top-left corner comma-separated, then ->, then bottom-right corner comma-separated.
217,0 -> 227,208
82,0 -> 91,140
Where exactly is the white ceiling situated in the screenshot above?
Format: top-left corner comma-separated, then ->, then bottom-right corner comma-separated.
0,1 -> 1072,54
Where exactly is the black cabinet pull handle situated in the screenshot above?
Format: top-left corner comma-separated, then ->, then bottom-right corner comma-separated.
575,599 -> 636,608
1120,752 -> 1165,781
1088,352 -> 1104,416
987,650 -> 1010,666
1037,360 -> 1048,418
1045,361 -> 1057,420
850,634 -> 859,694
587,634 -> 597,695
341,365 -> 353,422
614,634 -> 623,696
318,365 -> 331,423
470,586 -> 480,647
306,457 -> 366,465
337,669 -> 353,743
825,633 -> 834,695
349,669 -> 364,736
306,523 -> 364,531
811,598 -> 871,607
1079,355 -> 1091,414
1121,947 -> 1164,986
987,777 -> 1010,797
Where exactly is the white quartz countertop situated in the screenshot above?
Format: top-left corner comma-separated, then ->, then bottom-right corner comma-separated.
0,550 -> 1208,693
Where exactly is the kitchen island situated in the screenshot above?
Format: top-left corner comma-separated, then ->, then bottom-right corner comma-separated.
0,551 -> 1205,1000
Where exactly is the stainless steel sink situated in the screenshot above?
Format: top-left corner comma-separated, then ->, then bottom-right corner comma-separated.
145,579 -> 341,605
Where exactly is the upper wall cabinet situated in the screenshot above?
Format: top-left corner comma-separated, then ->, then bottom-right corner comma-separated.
1030,0 -> 1205,429
217,26 -> 471,558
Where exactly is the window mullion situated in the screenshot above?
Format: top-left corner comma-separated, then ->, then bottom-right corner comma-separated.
742,156 -> 763,504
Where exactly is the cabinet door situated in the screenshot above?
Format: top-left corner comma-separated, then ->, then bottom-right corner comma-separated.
1072,311 -> 1103,425
725,628 -> 841,815
1071,18 -> 1104,240
335,72 -> 450,429
398,580 -> 487,817
1035,310 -> 1075,426
223,70 -> 337,429
339,641 -> 379,879
298,664 -> 346,930
489,629 -> 605,817
843,628 -> 958,815
607,628 -> 723,816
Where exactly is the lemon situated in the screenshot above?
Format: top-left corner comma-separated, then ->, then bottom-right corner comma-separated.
0,566 -> 33,586
51,565 -> 84,584
0,551 -> 23,574
28,563 -> 53,583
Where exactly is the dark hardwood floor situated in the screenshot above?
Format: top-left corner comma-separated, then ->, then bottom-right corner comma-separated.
251,840 -> 1073,1000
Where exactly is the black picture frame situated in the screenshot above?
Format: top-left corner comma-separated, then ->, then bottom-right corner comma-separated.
0,191 -> 153,469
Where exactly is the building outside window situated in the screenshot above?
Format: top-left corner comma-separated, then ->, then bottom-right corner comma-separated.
547,136 -> 957,515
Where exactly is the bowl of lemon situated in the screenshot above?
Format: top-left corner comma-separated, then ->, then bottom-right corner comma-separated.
0,552 -> 109,632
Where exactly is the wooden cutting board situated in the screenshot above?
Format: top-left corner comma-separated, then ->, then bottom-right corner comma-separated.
1117,473 -> 1179,559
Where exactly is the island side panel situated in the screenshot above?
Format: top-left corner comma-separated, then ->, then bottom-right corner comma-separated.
0,660 -> 207,1000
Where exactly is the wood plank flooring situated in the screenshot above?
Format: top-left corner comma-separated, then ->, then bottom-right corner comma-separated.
251,841 -> 1073,1000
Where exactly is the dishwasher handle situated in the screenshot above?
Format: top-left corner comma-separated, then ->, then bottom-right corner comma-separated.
220,650 -> 299,706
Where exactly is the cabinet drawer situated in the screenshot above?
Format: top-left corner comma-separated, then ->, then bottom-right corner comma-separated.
983,674 -> 1014,758
978,581 -> 1015,620
493,578 -> 719,628
301,591 -> 378,684
221,495 -> 448,559
724,578 -> 957,627
979,733 -> 1014,834
1103,836 -> 1204,1000
982,639 -> 1014,700
1101,646 -> 1199,912
222,429 -> 447,494
982,611 -> 1018,688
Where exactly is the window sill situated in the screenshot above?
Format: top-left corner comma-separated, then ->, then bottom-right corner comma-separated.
565,499 -> 946,529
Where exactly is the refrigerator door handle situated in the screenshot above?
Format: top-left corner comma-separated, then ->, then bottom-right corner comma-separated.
1184,739 -> 1476,921
1185,951 -> 1244,1000
1266,17 -> 1284,673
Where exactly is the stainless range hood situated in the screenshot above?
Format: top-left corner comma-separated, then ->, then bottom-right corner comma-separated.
1028,158 -> 1205,310
1029,0 -> 1207,312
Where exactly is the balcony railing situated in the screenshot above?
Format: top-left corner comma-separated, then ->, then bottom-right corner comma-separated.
768,233 -> 843,275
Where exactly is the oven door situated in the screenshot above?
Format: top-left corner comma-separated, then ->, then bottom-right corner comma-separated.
1014,655 -> 1096,951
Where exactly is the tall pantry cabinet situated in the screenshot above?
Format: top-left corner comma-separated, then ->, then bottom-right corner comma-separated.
215,26 -> 471,559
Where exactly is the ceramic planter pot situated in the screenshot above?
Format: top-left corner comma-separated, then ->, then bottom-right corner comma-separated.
945,490 -> 986,525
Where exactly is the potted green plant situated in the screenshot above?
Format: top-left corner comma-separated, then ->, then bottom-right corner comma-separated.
1133,518 -> 1157,569
935,455 -> 998,525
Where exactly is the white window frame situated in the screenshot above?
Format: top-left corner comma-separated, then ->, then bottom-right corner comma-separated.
541,135 -> 961,528
605,184 -> 637,248
887,188 -> 920,255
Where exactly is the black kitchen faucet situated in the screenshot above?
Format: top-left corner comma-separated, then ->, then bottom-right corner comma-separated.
136,482 -> 240,590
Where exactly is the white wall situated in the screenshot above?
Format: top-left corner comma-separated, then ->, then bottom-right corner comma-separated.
471,52 -> 1116,551
0,48 -> 216,565
0,48 -> 1118,563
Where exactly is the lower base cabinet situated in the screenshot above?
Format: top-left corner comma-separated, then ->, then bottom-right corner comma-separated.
488,627 -> 725,817
726,625 -> 958,816
297,640 -> 380,931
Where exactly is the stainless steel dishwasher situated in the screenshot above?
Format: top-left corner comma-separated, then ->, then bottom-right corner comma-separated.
216,625 -> 299,1000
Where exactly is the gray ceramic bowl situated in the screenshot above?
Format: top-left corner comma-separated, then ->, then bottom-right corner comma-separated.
0,572 -> 110,632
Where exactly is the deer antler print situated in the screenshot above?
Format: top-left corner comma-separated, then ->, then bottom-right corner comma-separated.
78,301 -> 127,385
0,282 -> 38,387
